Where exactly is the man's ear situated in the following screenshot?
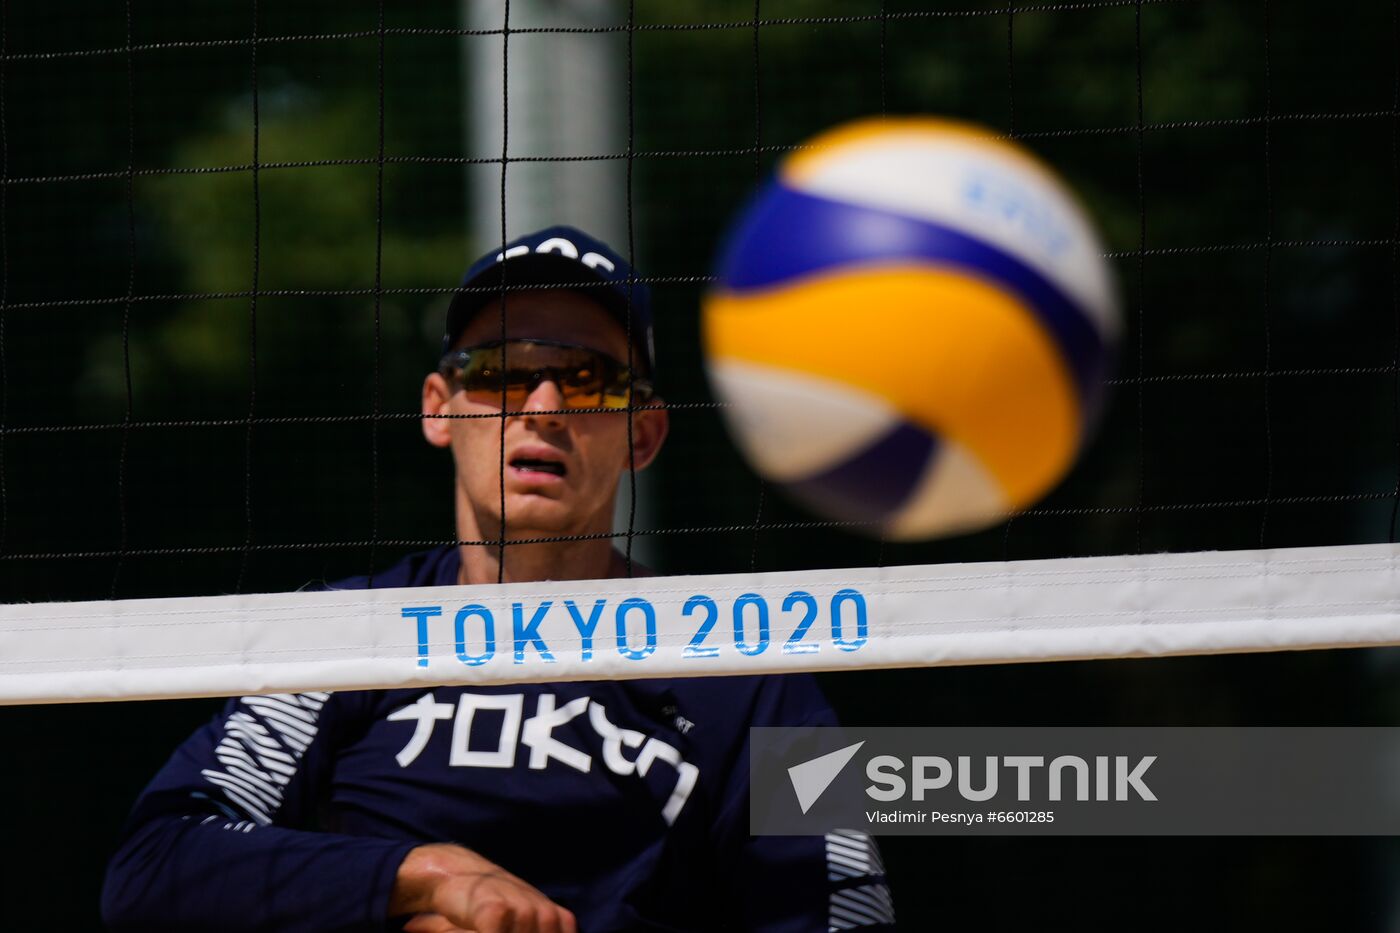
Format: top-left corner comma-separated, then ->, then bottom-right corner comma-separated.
626,400 -> 669,471
422,373 -> 454,448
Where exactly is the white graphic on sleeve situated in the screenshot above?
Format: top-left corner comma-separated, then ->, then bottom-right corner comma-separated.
193,814 -> 258,833
824,830 -> 895,930
387,691 -> 698,824
828,883 -> 896,930
824,829 -> 887,881
387,693 -> 455,767
199,692 -> 329,825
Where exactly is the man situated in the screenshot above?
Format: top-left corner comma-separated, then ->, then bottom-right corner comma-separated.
102,227 -> 895,932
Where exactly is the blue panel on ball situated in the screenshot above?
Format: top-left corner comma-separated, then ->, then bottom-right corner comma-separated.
784,421 -> 937,523
714,183 -> 1110,418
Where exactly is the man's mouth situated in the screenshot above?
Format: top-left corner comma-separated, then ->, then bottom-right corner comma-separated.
510,457 -> 567,477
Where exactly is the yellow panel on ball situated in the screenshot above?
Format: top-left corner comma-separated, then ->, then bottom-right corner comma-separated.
705,266 -> 1081,509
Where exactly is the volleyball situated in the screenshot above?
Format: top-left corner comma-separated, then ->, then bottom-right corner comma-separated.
702,117 -> 1121,540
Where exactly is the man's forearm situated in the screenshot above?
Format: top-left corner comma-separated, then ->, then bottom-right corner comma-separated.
102,813 -> 416,933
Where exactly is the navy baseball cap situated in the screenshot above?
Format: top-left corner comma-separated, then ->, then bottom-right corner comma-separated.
444,225 -> 656,375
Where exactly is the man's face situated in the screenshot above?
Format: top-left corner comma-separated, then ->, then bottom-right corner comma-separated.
422,289 -> 667,540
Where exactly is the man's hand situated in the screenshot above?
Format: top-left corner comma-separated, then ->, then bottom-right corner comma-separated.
392,843 -> 578,933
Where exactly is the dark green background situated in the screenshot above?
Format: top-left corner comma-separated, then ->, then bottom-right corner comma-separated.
2,1 -> 1399,929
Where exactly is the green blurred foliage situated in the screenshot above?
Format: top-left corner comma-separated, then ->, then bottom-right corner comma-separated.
106,94 -> 463,415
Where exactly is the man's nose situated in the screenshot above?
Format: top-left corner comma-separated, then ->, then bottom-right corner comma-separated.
518,377 -> 567,427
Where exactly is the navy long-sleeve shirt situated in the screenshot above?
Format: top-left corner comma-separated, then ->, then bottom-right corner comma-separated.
102,547 -> 895,932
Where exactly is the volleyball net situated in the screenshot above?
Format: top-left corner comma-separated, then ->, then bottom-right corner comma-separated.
2,0 -> 1399,705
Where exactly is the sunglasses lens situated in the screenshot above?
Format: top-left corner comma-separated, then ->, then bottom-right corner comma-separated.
555,363 -> 604,408
600,384 -> 631,409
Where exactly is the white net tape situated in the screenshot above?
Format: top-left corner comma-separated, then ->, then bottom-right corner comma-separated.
4,541 -> 1400,705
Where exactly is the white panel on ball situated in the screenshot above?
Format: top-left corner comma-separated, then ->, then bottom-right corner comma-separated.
885,440 -> 1009,540
788,131 -> 1119,336
707,360 -> 901,481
